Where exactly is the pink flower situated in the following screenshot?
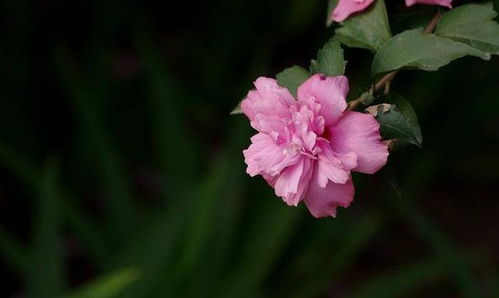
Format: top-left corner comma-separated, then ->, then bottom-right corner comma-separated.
241,74 -> 388,217
331,0 -> 452,23
332,0 -> 376,23
405,0 -> 452,8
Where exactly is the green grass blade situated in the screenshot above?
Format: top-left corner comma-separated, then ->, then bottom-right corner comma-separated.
488,276 -> 499,297
66,267 -> 140,298
0,224 -> 28,276
53,46 -> 136,242
291,213 -> 384,298
180,183 -> 246,298
0,142 -> 40,183
176,120 -> 251,298
168,155 -> 230,284
62,196 -> 108,266
386,149 -> 482,298
388,194 -> 481,298
218,201 -> 301,298
348,257 -> 447,298
110,207 -> 185,298
0,141 -> 107,266
137,35 -> 198,197
26,162 -> 65,298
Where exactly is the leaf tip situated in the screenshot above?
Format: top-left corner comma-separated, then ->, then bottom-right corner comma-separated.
230,102 -> 243,115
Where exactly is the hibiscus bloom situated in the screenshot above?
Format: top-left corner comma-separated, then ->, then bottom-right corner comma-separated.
331,0 -> 452,23
241,74 -> 388,217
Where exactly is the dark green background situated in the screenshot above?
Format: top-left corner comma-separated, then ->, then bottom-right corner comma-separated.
0,0 -> 498,297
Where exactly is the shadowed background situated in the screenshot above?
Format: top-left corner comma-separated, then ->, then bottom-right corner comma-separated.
0,0 -> 498,297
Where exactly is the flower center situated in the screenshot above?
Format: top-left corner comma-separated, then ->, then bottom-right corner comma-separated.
278,102 -> 327,159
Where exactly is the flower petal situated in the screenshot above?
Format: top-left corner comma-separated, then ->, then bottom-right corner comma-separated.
317,158 -> 350,186
331,0 -> 376,23
243,133 -> 295,177
241,77 -> 295,134
297,74 -> 349,126
312,139 -> 354,187
262,172 -> 277,187
405,0 -> 452,8
274,157 -> 313,207
335,152 -> 358,170
329,111 -> 388,174
304,168 -> 355,218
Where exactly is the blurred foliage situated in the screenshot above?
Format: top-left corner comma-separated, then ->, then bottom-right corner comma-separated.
0,0 -> 498,297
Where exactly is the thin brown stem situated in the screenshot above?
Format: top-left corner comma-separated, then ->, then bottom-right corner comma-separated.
348,71 -> 397,110
348,11 -> 441,111
423,10 -> 441,34
384,80 -> 391,94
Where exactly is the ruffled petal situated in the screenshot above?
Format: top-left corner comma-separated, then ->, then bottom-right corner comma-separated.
274,157 -> 314,207
317,158 -> 350,186
297,74 -> 349,126
335,152 -> 358,170
243,133 -> 298,177
241,77 -> 295,134
262,172 -> 277,187
331,0 -> 376,23
304,168 -> 355,218
314,139 -> 356,187
329,111 -> 388,174
405,0 -> 452,8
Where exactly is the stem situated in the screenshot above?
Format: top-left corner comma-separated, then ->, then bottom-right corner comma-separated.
348,11 -> 442,111
423,10 -> 441,34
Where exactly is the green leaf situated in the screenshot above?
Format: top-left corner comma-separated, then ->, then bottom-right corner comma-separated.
435,2 -> 499,55
276,65 -> 310,97
66,268 -> 140,298
310,38 -> 346,76
369,93 -> 422,146
372,28 -> 490,75
335,0 -> 391,52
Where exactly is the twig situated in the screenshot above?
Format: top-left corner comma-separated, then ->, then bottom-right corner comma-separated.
423,10 -> 441,34
348,11 -> 442,111
348,71 -> 397,110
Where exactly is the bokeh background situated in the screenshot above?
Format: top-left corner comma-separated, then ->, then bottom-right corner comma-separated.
1,0 -> 499,297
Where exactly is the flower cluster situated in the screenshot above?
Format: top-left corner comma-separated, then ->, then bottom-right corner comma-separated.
241,75 -> 388,217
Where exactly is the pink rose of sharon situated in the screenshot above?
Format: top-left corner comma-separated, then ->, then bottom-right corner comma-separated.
331,0 -> 452,23
241,74 -> 388,217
